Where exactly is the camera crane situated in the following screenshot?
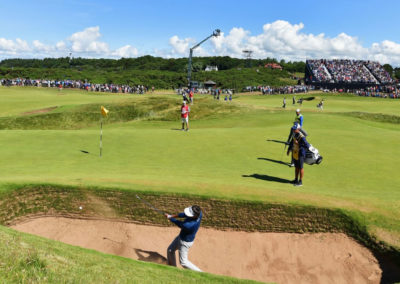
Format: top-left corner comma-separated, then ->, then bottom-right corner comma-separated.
187,29 -> 221,88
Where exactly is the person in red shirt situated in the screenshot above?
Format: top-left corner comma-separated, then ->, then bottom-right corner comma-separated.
181,101 -> 190,131
189,90 -> 194,104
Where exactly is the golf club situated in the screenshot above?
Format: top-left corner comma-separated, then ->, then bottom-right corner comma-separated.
135,194 -> 165,215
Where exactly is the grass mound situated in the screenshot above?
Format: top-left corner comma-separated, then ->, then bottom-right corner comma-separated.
338,112 -> 400,124
0,96 -> 243,130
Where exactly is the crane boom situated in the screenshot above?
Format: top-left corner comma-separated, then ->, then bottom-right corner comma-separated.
187,29 -> 221,88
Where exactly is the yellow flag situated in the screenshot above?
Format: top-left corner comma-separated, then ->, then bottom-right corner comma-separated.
101,106 -> 109,117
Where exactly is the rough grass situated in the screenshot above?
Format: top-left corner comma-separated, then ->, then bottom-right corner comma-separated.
0,96 -> 243,129
337,112 -> 400,124
0,184 -> 357,234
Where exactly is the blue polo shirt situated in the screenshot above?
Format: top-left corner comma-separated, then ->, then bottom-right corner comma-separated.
169,211 -> 202,242
295,114 -> 304,127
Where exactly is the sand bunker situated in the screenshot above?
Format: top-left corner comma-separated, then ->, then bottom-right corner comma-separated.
11,217 -> 381,283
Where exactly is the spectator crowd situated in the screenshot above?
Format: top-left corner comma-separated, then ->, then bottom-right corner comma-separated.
260,85 -> 309,95
307,60 -> 333,83
354,85 -> 399,98
307,59 -> 395,85
365,61 -> 394,84
0,78 -> 148,94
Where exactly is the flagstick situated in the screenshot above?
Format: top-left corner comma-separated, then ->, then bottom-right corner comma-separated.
100,116 -> 103,157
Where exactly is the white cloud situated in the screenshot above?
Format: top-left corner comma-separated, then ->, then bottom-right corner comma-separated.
210,20 -> 371,62
32,40 -> 53,52
112,45 -> 138,57
211,27 -> 249,57
0,26 -> 139,59
169,35 -> 193,55
68,26 -> 109,54
1,22 -> 400,66
368,40 -> 400,64
207,20 -> 400,66
56,41 -> 67,51
168,35 -> 210,57
0,38 -> 31,54
0,38 -> 16,53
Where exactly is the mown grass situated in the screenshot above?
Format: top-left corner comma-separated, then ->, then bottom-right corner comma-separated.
235,92 -> 400,115
0,86 -> 139,116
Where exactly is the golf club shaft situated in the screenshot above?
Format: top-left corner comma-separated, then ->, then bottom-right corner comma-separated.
136,195 -> 165,215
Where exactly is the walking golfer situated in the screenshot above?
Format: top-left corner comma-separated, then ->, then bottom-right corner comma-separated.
294,108 -> 308,136
294,108 -> 304,127
287,124 -> 310,186
181,101 -> 190,131
165,205 -> 203,272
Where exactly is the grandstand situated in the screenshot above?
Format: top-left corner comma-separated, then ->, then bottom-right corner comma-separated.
305,59 -> 395,88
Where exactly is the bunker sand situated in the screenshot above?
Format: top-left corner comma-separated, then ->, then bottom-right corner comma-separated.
12,217 -> 381,283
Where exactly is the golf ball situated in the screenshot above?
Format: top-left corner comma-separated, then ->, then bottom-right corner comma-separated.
79,206 -> 83,210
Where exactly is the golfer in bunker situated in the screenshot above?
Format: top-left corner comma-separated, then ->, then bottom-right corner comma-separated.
165,205 -> 202,272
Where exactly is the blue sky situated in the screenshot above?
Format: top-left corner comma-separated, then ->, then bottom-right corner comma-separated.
1,0 -> 400,65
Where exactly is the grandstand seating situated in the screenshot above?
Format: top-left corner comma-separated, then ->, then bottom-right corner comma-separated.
306,59 -> 394,85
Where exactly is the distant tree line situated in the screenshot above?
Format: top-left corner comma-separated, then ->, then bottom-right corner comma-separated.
0,56 -> 306,73
0,56 -> 306,89
1,56 -> 397,89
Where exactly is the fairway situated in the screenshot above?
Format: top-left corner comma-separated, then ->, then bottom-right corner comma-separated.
1,86 -> 400,282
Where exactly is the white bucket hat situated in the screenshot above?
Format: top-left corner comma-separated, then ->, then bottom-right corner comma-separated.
184,206 -> 194,217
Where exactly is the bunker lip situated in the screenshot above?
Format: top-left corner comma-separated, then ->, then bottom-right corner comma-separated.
11,216 -> 382,284
2,185 -> 400,282
21,106 -> 58,115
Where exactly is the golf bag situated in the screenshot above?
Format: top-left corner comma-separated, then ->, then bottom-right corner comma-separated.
305,145 -> 323,165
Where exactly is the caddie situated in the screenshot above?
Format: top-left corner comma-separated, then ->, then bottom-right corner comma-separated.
287,125 -> 311,187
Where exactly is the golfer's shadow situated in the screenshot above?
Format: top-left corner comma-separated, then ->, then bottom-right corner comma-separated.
79,150 -> 96,156
266,139 -> 287,145
258,157 -> 290,166
134,248 -> 167,265
242,174 -> 291,184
